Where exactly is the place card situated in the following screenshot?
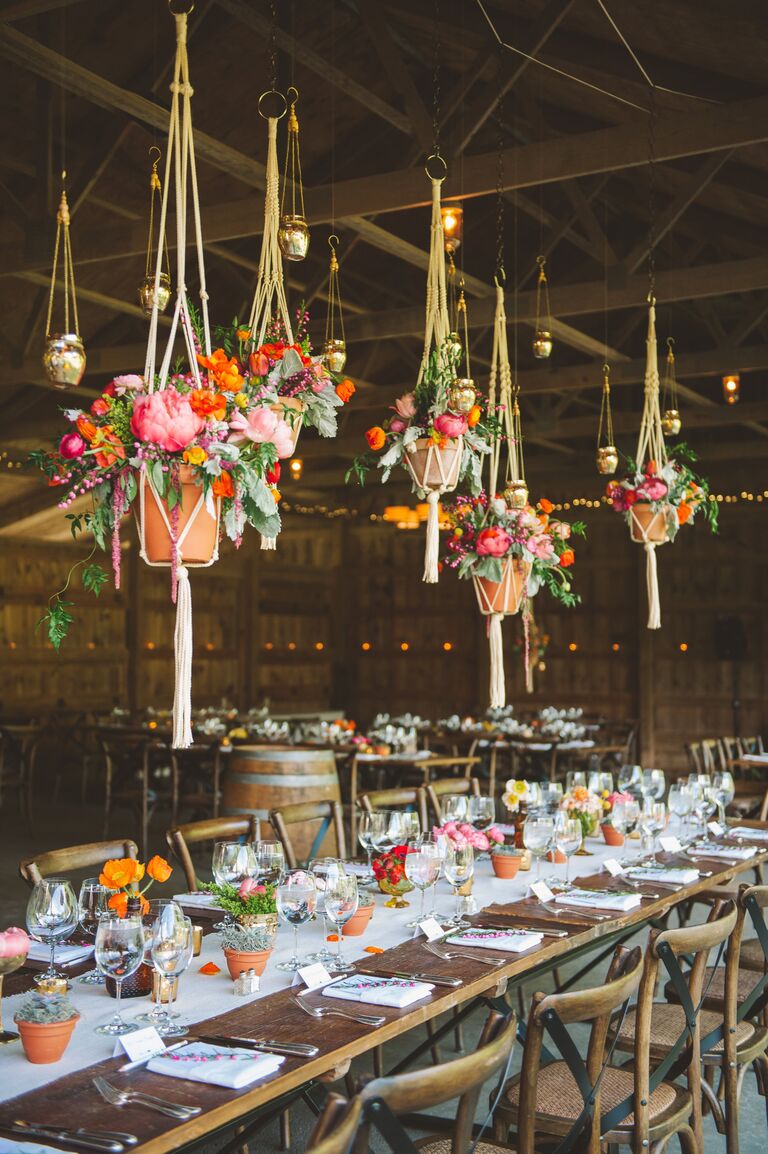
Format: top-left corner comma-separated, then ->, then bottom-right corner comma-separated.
530,880 -> 555,904
113,1025 -> 165,1065
296,962 -> 333,991
708,821 -> 726,838
659,836 -> 683,853
604,858 -> 626,877
419,917 -> 446,942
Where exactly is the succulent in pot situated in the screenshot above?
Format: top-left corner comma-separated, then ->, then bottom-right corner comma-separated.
14,991 -> 79,1064
200,879 -> 279,937
490,844 -> 522,879
219,922 -> 274,981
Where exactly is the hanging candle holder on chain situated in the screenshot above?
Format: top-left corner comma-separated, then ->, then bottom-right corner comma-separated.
278,87 -> 309,261
503,389 -> 529,509
138,146 -> 171,317
322,235 -> 346,373
448,280 -> 476,415
445,251 -> 463,361
661,337 -> 682,436
532,255 -> 553,360
42,173 -> 86,389
596,363 -> 619,475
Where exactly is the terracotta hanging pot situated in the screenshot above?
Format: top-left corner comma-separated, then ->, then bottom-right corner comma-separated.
135,464 -> 220,565
271,397 -> 305,454
404,436 -> 462,492
629,502 -> 670,545
473,558 -> 531,616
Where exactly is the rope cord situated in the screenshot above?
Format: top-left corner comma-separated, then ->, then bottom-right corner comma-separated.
249,117 -> 294,347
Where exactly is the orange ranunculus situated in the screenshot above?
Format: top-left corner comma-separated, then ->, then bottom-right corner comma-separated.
467,405 -> 481,428
560,549 -> 575,567
212,471 -> 234,498
537,512 -> 549,526
189,390 -> 227,421
93,427 -> 126,469
107,892 -> 149,918
677,501 -> 692,525
146,854 -> 173,883
335,379 -> 355,403
539,498 -> 554,514
236,329 -> 250,341
197,348 -> 244,393
99,858 -> 145,890
76,416 -> 97,442
365,426 -> 386,451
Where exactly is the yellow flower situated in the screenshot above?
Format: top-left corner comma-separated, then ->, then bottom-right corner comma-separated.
513,780 -> 527,796
183,446 -> 207,466
234,392 -> 248,409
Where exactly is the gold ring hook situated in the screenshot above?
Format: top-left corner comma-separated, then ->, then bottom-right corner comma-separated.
148,145 -> 162,168
286,85 -> 299,106
666,336 -> 675,350
328,234 -> 340,250
602,362 -> 610,375
536,254 -> 546,268
424,153 -> 448,182
258,88 -> 288,120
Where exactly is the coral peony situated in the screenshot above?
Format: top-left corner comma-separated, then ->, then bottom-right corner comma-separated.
130,389 -> 205,452
59,432 -> 85,460
433,412 -> 468,438
394,392 -> 416,419
111,374 -> 144,397
0,927 -> 29,958
229,407 -> 294,457
189,390 -> 227,421
476,526 -> 512,556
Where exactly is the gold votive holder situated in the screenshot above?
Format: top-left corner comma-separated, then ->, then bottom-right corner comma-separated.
36,976 -> 69,995
192,925 -> 203,957
151,973 -> 179,1004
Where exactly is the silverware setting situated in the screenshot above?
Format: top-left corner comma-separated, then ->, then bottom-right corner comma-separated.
422,940 -> 505,967
10,1121 -> 137,1153
473,922 -> 570,939
92,1076 -> 201,1120
194,1034 -> 319,1057
293,996 -> 386,1027
536,900 -> 611,922
353,969 -> 463,987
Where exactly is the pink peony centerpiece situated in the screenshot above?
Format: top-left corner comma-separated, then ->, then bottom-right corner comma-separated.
130,388 -> 205,452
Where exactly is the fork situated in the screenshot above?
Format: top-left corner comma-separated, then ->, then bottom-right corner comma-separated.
535,899 -> 611,922
293,997 -> 385,1027
422,940 -> 505,967
92,1076 -> 201,1120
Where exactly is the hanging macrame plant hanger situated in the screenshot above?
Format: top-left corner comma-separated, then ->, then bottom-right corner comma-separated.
139,0 -> 219,749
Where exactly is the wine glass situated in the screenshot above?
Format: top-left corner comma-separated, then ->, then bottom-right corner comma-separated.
523,816 -> 555,880
668,783 -> 693,839
539,782 -> 564,813
612,799 -> 640,864
307,858 -> 346,969
94,916 -> 145,1035
400,811 -> 421,841
404,837 -> 442,928
276,871 -> 317,972
441,795 -> 469,824
255,841 -> 285,886
149,915 -> 194,1038
565,771 -> 587,792
324,874 -> 359,974
26,879 -> 78,983
639,800 -> 667,864
358,811 -> 386,875
468,795 -> 495,831
77,879 -> 109,985
443,840 -> 474,927
211,841 -> 257,887
712,772 -> 735,828
553,814 -> 582,888
135,900 -> 187,1025
690,780 -> 716,837
618,765 -> 643,795
641,769 -> 666,801
371,812 -> 407,854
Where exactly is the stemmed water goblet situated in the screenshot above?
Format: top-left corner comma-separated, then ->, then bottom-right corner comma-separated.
565,771 -> 586,792
276,871 -> 317,973
441,795 -> 470,824
323,874 -> 359,974
404,837 -> 442,928
211,841 -> 257,888
618,765 -> 643,796
539,782 -> 564,814
553,814 -> 582,888
712,772 -> 735,829
77,878 -> 109,985
689,778 -> 716,837
94,916 -> 145,1036
135,900 -> 187,1025
667,783 -> 693,840
255,841 -> 285,886
641,769 -> 666,802
468,795 -> 495,831
148,915 -> 194,1038
26,879 -> 78,984
443,841 -> 474,928
612,799 -> 640,865
371,811 -> 407,854
358,811 -> 386,877
639,799 -> 667,864
523,816 -> 555,881
307,858 -> 346,970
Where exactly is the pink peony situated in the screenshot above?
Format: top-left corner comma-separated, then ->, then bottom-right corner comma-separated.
476,526 -> 512,556
59,432 -> 86,459
487,825 -> 504,845
389,417 -> 408,434
229,407 -> 295,458
111,374 -> 145,397
237,878 -> 266,899
394,392 -> 416,419
130,388 -> 205,451
639,477 -> 668,501
0,927 -> 29,959
527,535 -> 555,560
434,412 -> 468,438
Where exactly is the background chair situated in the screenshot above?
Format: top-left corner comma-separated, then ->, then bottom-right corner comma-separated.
426,776 -> 481,825
19,838 -> 139,886
357,787 -> 428,833
270,799 -> 347,868
166,814 -> 259,891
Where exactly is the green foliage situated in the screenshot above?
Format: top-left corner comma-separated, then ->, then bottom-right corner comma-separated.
199,881 -> 277,917
219,923 -> 274,952
36,598 -> 74,651
82,563 -> 108,597
14,992 -> 77,1024
345,454 -> 374,487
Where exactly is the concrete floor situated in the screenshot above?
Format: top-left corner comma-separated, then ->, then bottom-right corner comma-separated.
2,796 -> 766,1152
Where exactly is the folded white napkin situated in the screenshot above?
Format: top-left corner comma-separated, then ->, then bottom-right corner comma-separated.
692,843 -> 757,859
0,1141 -> 63,1154
26,942 -> 93,964
555,889 -> 642,912
740,754 -> 768,764
446,928 -> 543,953
340,862 -> 372,878
147,1042 -> 284,1089
730,827 -> 768,841
321,975 -> 433,1008
173,892 -> 218,906
355,753 -> 381,762
627,867 -> 699,885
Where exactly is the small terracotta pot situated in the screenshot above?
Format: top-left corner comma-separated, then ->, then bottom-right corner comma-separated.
342,902 -> 375,937
491,854 -> 521,879
601,823 -> 625,847
223,947 -> 273,981
135,464 -> 220,564
271,398 -> 305,454
404,436 -> 462,492
17,1015 -> 79,1064
629,502 -> 670,545
474,558 -> 532,616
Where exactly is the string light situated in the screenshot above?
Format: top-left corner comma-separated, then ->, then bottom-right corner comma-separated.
287,642 -> 297,651
400,642 -> 409,652
443,641 -> 453,651
361,642 -> 372,651
722,374 -> 740,405
568,642 -> 578,652
314,642 -> 325,651
612,642 -> 621,652
679,642 -> 689,653
289,458 -> 303,479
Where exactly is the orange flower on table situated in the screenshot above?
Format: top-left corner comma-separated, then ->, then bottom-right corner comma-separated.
539,498 -> 554,514
559,548 -> 575,568
571,786 -> 590,804
212,472 -> 234,499
76,416 -> 97,442
100,858 -> 146,890
189,389 -> 227,421
107,892 -> 149,918
335,379 -> 355,403
677,502 -> 692,525
365,426 -> 386,451
146,855 -> 173,883
467,404 -> 481,428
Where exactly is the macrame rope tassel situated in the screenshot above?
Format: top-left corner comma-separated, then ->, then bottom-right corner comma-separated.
172,564 -> 194,749
261,535 -> 277,551
488,613 -> 505,710
644,541 -> 661,630
423,490 -> 441,583
523,597 -> 534,694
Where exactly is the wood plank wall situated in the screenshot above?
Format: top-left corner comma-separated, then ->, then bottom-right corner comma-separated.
0,504 -> 765,770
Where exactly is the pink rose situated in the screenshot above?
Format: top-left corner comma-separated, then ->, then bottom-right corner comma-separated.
394,393 -> 416,419
639,477 -> 668,501
476,526 -> 512,556
527,535 -> 555,560
229,407 -> 295,458
389,417 -> 408,434
130,388 -> 205,452
111,374 -> 145,397
237,879 -> 266,899
0,927 -> 29,959
59,432 -> 86,459
487,825 -> 504,845
553,522 -> 571,539
434,412 -> 468,438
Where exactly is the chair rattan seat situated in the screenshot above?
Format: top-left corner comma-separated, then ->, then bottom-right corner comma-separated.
739,938 -> 766,972
416,1140 -> 517,1154
665,964 -> 763,1010
615,1004 -> 757,1057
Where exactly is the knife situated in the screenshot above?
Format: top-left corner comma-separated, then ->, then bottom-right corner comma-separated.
353,969 -> 462,987
10,1122 -> 126,1153
194,1035 -> 319,1057
472,922 -> 570,939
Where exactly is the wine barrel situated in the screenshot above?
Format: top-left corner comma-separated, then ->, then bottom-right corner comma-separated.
221,745 -> 340,862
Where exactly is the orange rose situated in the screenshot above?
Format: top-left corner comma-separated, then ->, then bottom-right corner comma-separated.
212,472 -> 234,498
236,329 -> 250,341
76,416 -> 97,442
539,498 -> 554,514
189,390 -> 227,421
467,405 -> 481,428
107,892 -> 149,918
146,854 -> 173,883
560,549 -> 575,567
365,426 -> 386,451
677,502 -> 692,525
197,349 -> 243,393
335,379 -> 355,403
99,858 -> 145,890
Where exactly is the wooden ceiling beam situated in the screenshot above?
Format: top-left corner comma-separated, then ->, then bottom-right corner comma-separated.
355,0 -> 433,152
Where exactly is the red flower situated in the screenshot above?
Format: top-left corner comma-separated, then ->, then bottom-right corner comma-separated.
266,462 -> 281,485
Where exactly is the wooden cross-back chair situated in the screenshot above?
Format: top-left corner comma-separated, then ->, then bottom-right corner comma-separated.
700,738 -> 724,774
99,728 -> 173,858
270,799 -> 347,869
0,723 -> 42,824
357,787 -> 428,833
166,815 -> 259,892
425,776 -> 481,825
19,839 -> 139,887
306,1097 -> 363,1154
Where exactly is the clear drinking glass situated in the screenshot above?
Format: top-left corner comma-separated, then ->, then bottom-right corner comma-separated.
149,915 -> 194,1038
400,812 -> 421,841
26,879 -> 78,983
441,795 -> 470,824
255,841 -> 286,886
307,858 -> 346,969
443,841 -> 474,927
712,772 -> 735,828
276,871 -> 317,972
135,900 -> 187,1025
324,874 -> 359,973
618,765 -> 643,795
94,916 -> 145,1036
523,816 -> 555,880
641,769 -> 666,801
468,795 -> 495,831
358,812 -> 386,875
404,838 -> 442,928
371,812 -> 407,854
211,842 -> 257,887
539,782 -> 563,814
668,783 -> 693,839
612,799 -> 641,863
689,780 -> 716,836
565,771 -> 587,792
77,879 -> 109,985
554,815 -> 582,887
639,800 -> 667,864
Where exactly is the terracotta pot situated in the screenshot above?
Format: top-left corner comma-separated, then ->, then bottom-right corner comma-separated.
135,464 -> 220,564
473,558 -> 532,616
546,849 -> 567,864
271,397 -> 305,454
491,854 -> 521,879
17,1014 -> 79,1064
404,436 -> 462,493
342,902 -> 375,937
629,502 -> 670,545
601,823 -> 625,847
223,947 -> 273,981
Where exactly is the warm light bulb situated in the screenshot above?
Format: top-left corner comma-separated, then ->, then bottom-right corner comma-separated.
288,642 -> 297,651
568,642 -> 578,652
290,458 -> 303,478
400,642 -> 409,652
443,641 -> 453,652
315,642 -> 325,651
146,641 -> 155,650
440,202 -> 463,252
679,642 -> 689,653
722,373 -> 740,404
361,642 -> 371,651
265,642 -> 274,650
611,643 -> 620,652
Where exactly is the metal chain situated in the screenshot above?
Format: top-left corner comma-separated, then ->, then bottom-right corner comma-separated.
494,45 -> 505,281
646,83 -> 657,300
431,0 -> 441,156
269,0 -> 278,90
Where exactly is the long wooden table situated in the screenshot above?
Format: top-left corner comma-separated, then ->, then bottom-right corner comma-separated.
1,829 -> 766,1154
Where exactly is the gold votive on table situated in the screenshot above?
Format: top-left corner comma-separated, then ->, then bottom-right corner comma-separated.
192,924 -> 203,957
151,972 -> 179,1004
